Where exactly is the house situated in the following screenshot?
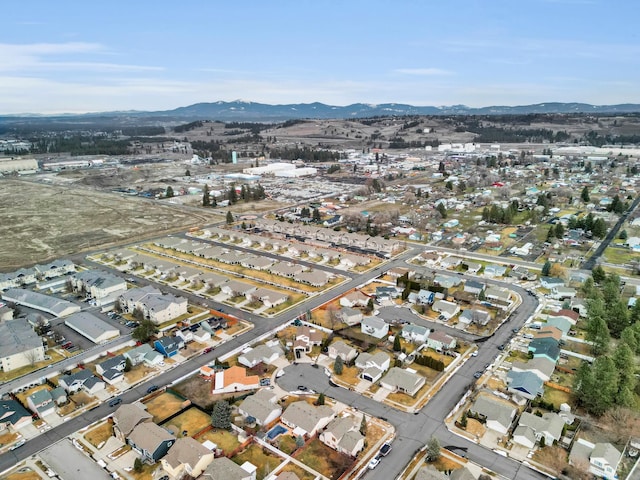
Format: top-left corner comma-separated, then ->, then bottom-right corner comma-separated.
339,290 -> 370,308
355,351 -> 390,382
337,307 -> 363,326
459,308 -> 491,326
469,395 -> 516,435
551,286 -> 577,300
414,465 -> 449,480
154,336 -> 185,358
570,439 -> 622,480
58,370 -> 105,395
528,337 -> 560,363
440,256 -> 462,269
118,285 -> 188,325
128,422 -> 176,463
540,277 -> 565,289
26,389 -> 55,417
160,436 -> 214,479
96,355 -> 127,385
380,367 -> 426,396
295,270 -> 332,287
0,400 -> 32,430
511,357 -> 557,382
484,286 -> 511,304
418,251 -> 441,266
360,316 -> 389,339
213,366 -> 260,394
590,442 -> 622,480
401,324 -> 430,344
433,274 -> 460,289
269,262 -> 305,278
431,300 -> 460,319
221,280 -> 258,298
534,326 -> 563,341
513,412 -> 565,448
294,326 -> 323,354
0,319 -> 45,372
507,370 -> 544,400
410,289 -> 435,305
248,287 -> 289,308
426,331 -> 457,351
70,270 -> 127,300
238,389 -> 282,426
484,264 -> 507,278
50,387 -> 67,406
463,261 -> 482,274
201,457 -> 255,480
238,343 -> 283,368
319,416 -> 365,457
375,286 -> 401,301
281,401 -> 335,437
464,280 -> 485,295
113,403 -> 153,442
328,341 -> 358,362
124,343 -> 163,367
545,317 -> 573,336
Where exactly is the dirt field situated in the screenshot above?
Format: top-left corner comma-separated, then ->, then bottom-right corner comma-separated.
0,178 -> 221,270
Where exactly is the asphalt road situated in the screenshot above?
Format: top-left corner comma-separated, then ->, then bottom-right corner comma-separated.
1,244 -> 545,479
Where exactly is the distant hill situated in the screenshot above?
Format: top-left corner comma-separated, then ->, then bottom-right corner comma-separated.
2,101 -> 640,125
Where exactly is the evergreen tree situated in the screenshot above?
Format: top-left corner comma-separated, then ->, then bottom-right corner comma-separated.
228,185 -> 238,204
360,415 -> 367,435
211,400 -> 231,430
333,356 -> 344,375
436,203 -> 447,219
312,208 -> 321,223
393,335 -> 402,352
581,186 -> 590,202
607,300 -> 630,338
202,184 -> 210,207
316,393 -> 325,405
591,265 -> 606,284
132,319 -> 158,343
295,435 -> 305,448
541,261 -> 552,276
585,311 -> 610,356
226,211 -> 234,224
165,186 -> 174,198
613,343 -> 636,405
588,357 -> 619,415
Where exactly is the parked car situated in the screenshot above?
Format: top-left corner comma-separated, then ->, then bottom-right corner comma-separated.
368,457 -> 380,469
297,385 -> 307,391
146,385 -> 159,394
108,398 -> 122,407
473,371 -> 483,379
9,440 -> 25,450
379,443 -> 392,456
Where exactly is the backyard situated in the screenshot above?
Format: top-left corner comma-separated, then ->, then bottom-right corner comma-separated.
161,407 -> 211,438
232,443 -> 282,480
144,391 -> 187,422
295,439 -> 354,480
276,463 -> 317,480
196,428 -> 240,454
84,421 -> 114,448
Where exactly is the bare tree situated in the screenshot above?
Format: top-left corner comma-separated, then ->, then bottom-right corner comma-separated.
600,406 -> 640,443
326,304 -> 340,330
23,349 -> 41,367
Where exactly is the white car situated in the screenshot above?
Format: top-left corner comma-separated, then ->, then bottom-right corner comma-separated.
368,457 -> 380,469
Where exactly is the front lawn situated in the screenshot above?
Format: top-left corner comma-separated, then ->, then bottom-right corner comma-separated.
84,421 -> 113,447
144,391 -> 186,422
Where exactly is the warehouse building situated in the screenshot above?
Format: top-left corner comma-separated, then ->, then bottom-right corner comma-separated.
64,311 -> 119,343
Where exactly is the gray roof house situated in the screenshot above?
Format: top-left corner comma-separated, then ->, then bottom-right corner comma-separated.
507,370 -> 544,400
238,343 -> 283,369
513,412 -> 565,448
328,341 -> 358,362
360,316 -> 389,339
319,416 -> 365,457
200,457 -> 255,480
96,354 -> 127,384
469,395 -> 517,435
124,343 -> 163,366
401,324 -> 430,343
238,389 -> 282,426
511,357 -> 557,382
281,401 -> 335,437
380,367 -> 426,397
128,422 -> 176,463
26,389 -> 55,417
113,403 -> 153,441
58,369 -> 105,395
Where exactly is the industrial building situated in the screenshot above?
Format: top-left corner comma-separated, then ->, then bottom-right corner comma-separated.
0,319 -> 46,372
64,311 -> 119,343
0,157 -> 38,174
2,288 -> 81,317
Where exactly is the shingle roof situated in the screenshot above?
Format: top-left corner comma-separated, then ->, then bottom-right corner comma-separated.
113,403 -> 152,437
162,437 -> 211,470
128,422 -> 175,454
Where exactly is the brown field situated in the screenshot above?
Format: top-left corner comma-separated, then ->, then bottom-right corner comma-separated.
296,439 -> 354,480
197,428 -> 241,453
144,392 -> 187,422
233,443 -> 282,480
2,470 -> 41,480
84,422 -> 114,447
162,407 -> 211,437
0,179 -> 221,270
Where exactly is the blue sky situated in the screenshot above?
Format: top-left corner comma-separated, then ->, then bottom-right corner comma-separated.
2,0 -> 639,113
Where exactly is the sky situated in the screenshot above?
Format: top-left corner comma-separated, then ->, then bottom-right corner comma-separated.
2,0 -> 639,114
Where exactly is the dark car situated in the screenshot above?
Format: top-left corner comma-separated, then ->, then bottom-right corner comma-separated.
379,443 -> 392,456
146,385 -> 159,394
297,385 -> 307,391
473,371 -> 483,379
108,398 -> 122,407
497,344 -> 505,350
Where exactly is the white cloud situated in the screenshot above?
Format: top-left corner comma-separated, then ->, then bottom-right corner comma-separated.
394,68 -> 452,76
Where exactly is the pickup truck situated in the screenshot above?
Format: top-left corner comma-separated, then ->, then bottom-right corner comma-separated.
379,443 -> 392,456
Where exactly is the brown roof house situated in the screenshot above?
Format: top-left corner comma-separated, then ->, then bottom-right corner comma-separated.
113,403 -> 153,442
128,422 -> 176,463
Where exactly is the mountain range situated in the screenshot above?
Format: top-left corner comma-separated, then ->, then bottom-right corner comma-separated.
3,101 -> 640,124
